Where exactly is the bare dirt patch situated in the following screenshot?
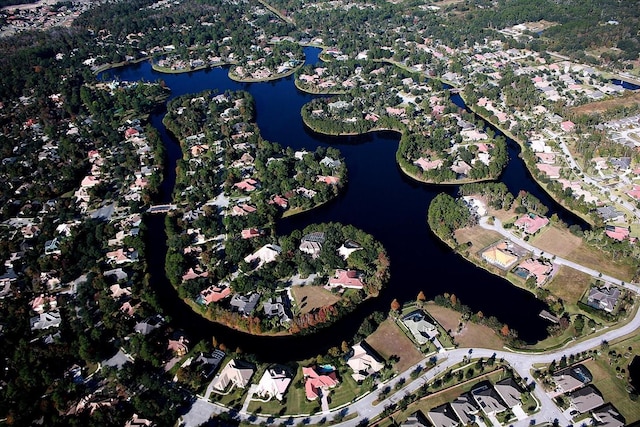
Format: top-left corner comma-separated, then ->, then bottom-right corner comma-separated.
425,303 -> 505,350
366,319 -> 423,373
570,91 -> 640,116
290,285 -> 340,315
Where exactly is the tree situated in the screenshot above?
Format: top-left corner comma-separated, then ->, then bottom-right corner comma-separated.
501,324 -> 510,336
417,291 -> 426,302
390,299 -> 401,312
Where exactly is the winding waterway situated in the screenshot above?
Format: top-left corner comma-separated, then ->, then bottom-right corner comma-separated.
101,47 -> 590,362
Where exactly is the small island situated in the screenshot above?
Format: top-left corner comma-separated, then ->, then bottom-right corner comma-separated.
162,89 -> 389,335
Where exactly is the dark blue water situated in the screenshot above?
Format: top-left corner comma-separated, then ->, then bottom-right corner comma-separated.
101,48 -> 577,361
611,79 -> 640,91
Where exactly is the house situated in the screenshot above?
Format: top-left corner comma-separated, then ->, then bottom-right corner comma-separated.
568,385 -> 604,413
327,269 -> 365,290
30,295 -> 57,313
263,295 -> 291,324
552,364 -> 592,394
198,285 -> 231,305
516,258 -> 553,286
106,248 -> 139,265
167,336 -> 189,357
212,359 -> 255,391
30,310 -> 62,331
514,214 -> 549,235
536,163 -> 561,179
450,393 -> 480,425
270,195 -> 288,209
561,120 -> 575,132
471,384 -> 507,416
241,228 -> 262,239
125,413 -> 153,427
102,349 -> 135,370
494,378 -> 522,409
605,226 -> 630,241
299,231 -> 325,258
254,365 -> 292,401
109,283 -> 132,299
587,286 -> 621,313
427,404 -> 460,427
482,242 -> 517,268
317,175 -> 340,185
233,178 -> 259,192
320,156 -> 342,169
414,157 -> 443,171
338,240 -> 362,259
229,293 -> 260,315
400,411 -> 429,427
591,404 -> 625,427
347,341 -> 385,381
302,366 -> 339,400
401,310 -> 438,345
595,206 -> 624,223
44,238 -> 61,255
194,349 -> 226,379
244,244 -> 282,269
134,315 -> 164,335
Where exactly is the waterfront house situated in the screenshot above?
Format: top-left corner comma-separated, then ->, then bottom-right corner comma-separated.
327,269 -> 365,290
299,231 -> 325,258
198,285 -> 231,305
302,366 -> 339,400
587,286 -> 621,313
254,365 -> 292,401
515,214 -> 550,237
212,359 -> 255,392
194,349 -> 225,379
347,341 -> 385,382
481,242 -> 518,268
229,293 -> 260,315
401,310 -> 438,345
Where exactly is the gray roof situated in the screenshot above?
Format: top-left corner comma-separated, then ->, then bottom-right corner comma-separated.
401,411 -> 429,427
552,364 -> 592,393
568,385 -> 604,413
494,377 -> 522,408
592,404 -> 625,427
230,293 -> 260,314
427,405 -> 459,427
587,286 -> 620,312
472,384 -> 507,415
596,206 -> 624,221
450,393 -> 479,425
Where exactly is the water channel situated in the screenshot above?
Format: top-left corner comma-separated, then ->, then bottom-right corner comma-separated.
101,47 -> 590,362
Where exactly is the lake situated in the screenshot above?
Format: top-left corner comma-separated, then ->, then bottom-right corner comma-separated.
101,47 -> 587,361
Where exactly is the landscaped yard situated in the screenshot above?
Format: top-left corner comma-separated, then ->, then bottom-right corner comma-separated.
366,318 -> 423,373
531,225 -> 635,281
291,285 -> 341,315
425,303 -> 505,350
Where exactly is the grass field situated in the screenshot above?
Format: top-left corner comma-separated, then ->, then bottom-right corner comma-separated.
570,91 -> 640,116
291,285 -> 341,315
532,226 -> 635,281
366,319 -> 423,373
425,303 -> 506,350
454,226 -> 503,249
546,265 -> 592,307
